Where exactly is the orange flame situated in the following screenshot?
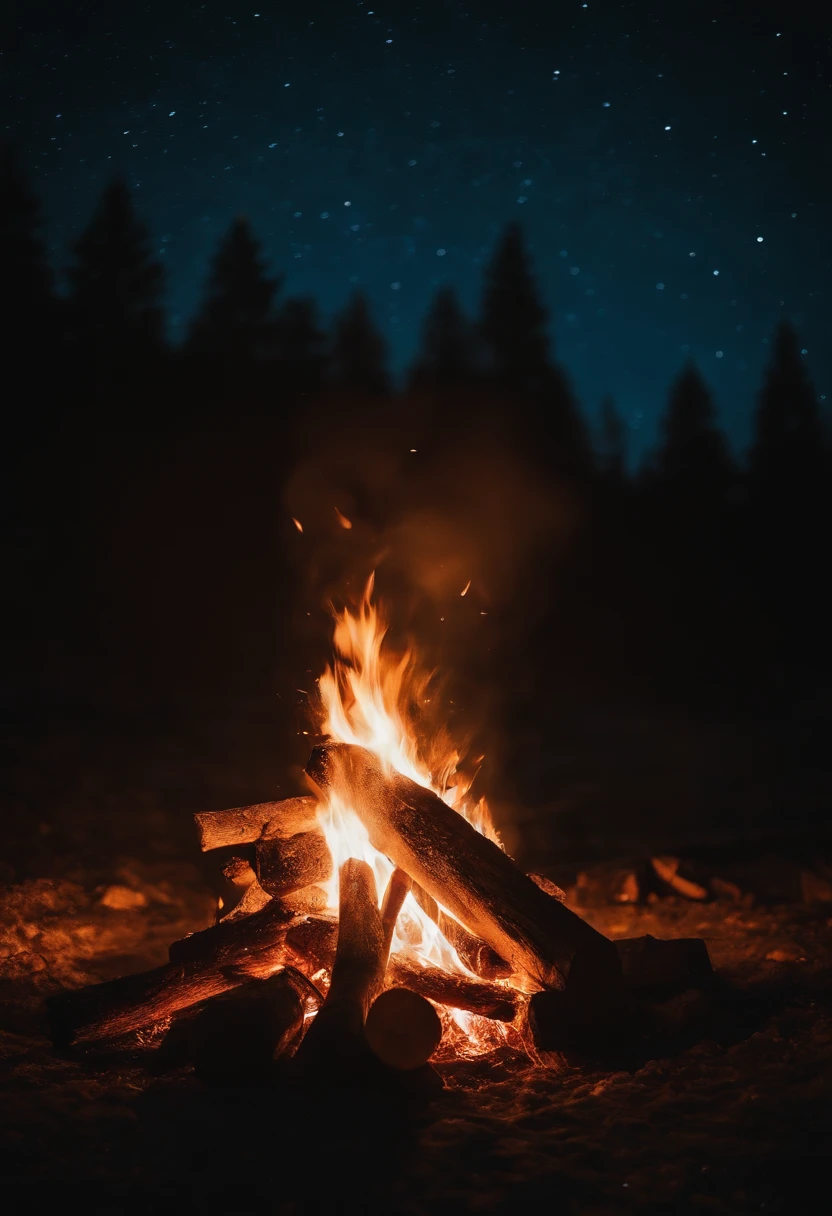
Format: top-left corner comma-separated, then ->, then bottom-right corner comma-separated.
314,577 -> 510,1053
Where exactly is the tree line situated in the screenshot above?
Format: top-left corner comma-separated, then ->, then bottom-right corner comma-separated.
1,146 -> 830,724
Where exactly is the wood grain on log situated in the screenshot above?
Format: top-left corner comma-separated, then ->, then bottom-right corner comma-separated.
366,987 -> 443,1070
306,743 -> 623,1002
194,795 -> 319,851
256,829 -> 332,898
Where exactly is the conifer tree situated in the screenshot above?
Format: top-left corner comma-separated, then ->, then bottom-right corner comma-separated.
277,296 -> 327,396
67,176 -> 165,352
479,223 -> 589,473
749,321 -> 825,499
655,361 -> 734,494
329,291 -> 390,397
409,286 -> 477,392
479,223 -> 550,391
187,215 -> 281,360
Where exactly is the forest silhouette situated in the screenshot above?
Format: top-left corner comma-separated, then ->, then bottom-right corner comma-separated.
2,146 -> 831,776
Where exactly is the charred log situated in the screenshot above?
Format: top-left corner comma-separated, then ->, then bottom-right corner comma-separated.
294,859 -> 389,1080
195,796 -> 319,852
614,935 -> 714,1002
387,957 -> 518,1022
160,970 -> 310,1086
48,901 -> 297,1046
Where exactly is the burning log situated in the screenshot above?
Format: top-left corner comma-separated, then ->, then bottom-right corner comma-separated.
294,858 -> 390,1079
387,957 -> 518,1022
306,743 -> 624,1005
195,795 -> 319,852
256,829 -> 332,898
366,987 -> 443,1070
48,900 -> 297,1046
381,867 -> 412,952
411,882 -> 512,981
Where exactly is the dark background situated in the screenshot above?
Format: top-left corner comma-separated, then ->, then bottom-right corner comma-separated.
1,0 -> 831,877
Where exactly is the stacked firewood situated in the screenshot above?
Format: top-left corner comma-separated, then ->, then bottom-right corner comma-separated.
47,743 -> 715,1085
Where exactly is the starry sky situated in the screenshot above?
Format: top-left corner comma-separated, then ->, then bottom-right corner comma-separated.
5,0 -> 830,456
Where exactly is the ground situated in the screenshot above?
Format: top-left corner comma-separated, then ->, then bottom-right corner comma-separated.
1,712 -> 831,1214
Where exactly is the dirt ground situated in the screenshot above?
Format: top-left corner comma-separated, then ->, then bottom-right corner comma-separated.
1,715 -> 831,1214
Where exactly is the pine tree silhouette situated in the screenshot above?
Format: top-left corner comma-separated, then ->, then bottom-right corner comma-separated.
479,222 -> 588,474
329,291 -> 390,397
0,144 -> 57,355
479,222 -> 550,391
67,176 -> 165,354
655,361 -> 734,496
408,286 -> 478,392
748,321 -> 829,688
187,215 -> 282,360
749,321 -> 825,499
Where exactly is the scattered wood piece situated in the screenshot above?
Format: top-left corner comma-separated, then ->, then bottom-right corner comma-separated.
710,876 -> 744,903
573,863 -> 642,906
614,935 -> 714,1002
650,856 -> 709,901
306,743 -> 624,1005
256,829 -> 332,898
366,987 -> 443,1070
194,795 -> 319,852
411,882 -> 513,981
387,957 -> 519,1022
800,868 -> 832,905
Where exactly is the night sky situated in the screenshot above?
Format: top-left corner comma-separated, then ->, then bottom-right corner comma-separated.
5,0 -> 830,455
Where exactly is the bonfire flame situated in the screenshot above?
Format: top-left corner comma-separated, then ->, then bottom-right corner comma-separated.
316,576 -> 509,1051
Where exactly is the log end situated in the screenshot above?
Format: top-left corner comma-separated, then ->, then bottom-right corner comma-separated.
366,987 -> 443,1071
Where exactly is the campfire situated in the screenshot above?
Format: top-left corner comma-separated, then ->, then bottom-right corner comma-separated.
46,581 -> 714,1086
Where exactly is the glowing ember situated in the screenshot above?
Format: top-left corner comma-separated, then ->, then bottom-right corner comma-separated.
334,507 -> 353,530
314,576 -> 512,1051
292,517 -> 304,533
